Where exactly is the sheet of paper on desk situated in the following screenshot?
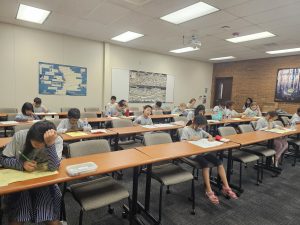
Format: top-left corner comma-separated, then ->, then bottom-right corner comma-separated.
231,118 -> 242,121
154,124 -> 174,128
111,117 -> 120,120
208,120 -> 219,123
189,139 -> 223,148
142,125 -> 157,129
31,120 -> 41,123
91,129 -> 107,134
0,169 -> 58,187
0,121 -> 19,125
66,131 -> 88,137
265,128 -> 292,134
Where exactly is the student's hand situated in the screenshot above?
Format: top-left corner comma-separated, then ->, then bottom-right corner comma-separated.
208,135 -> 214,142
23,160 -> 37,172
190,136 -> 200,141
44,129 -> 57,147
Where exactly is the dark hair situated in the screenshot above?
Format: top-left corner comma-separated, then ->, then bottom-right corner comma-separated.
111,96 -> 116,101
244,98 -> 253,108
156,101 -> 162,108
22,121 -> 56,160
21,102 -> 34,115
189,98 -> 196,103
297,107 -> 300,114
225,101 -> 234,108
193,115 -> 208,126
267,111 -> 277,118
194,104 -> 206,116
143,105 -> 152,111
34,97 -> 42,105
68,108 -> 80,119
118,100 -> 126,107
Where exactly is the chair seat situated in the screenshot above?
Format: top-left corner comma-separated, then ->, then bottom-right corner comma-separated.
181,157 -> 215,169
241,145 -> 276,157
68,176 -> 129,211
287,138 -> 300,146
231,151 -> 259,163
151,163 -> 193,186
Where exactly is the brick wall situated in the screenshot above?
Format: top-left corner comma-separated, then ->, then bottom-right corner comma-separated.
211,55 -> 300,114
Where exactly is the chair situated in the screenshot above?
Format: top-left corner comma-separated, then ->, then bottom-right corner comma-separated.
66,140 -> 129,225
238,124 -> 276,182
46,119 -> 62,128
80,112 -> 97,118
218,127 -> 260,189
250,121 -> 257,130
84,107 -> 100,112
0,108 -> 18,113
14,124 -> 33,133
61,107 -> 73,112
143,133 -> 195,222
173,116 -> 188,123
281,116 -> 290,126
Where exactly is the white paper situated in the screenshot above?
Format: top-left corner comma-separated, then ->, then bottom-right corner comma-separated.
91,129 -> 107,134
142,125 -> 157,129
189,139 -> 223,148
208,120 -> 220,123
0,121 -> 19,125
154,123 -> 174,128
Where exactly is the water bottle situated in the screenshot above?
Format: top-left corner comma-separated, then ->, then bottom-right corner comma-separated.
290,120 -> 296,130
83,118 -> 89,131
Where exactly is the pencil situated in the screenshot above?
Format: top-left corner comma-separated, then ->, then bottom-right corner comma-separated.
18,151 -> 31,161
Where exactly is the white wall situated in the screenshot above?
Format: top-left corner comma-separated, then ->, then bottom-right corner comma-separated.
104,44 -> 213,109
0,23 -> 103,112
0,23 -> 213,112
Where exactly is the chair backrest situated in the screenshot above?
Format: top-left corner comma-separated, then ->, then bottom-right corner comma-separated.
281,116 -> 290,126
80,112 -> 97,118
152,110 -> 163,115
69,139 -> 110,158
14,124 -> 33,133
143,132 -> 173,146
46,119 -> 62,128
238,124 -> 254,133
250,121 -> 257,130
0,108 -> 18,113
173,116 -> 188,123
274,120 -> 284,127
61,107 -> 72,112
7,113 -> 18,121
218,126 -> 237,136
112,119 -> 133,128
84,107 -> 100,112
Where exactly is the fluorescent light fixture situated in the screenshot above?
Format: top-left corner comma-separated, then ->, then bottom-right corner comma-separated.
111,31 -> 144,42
266,48 -> 300,54
210,56 -> 235,61
160,2 -> 219,24
226,31 -> 275,43
16,4 -> 50,24
170,47 -> 199,53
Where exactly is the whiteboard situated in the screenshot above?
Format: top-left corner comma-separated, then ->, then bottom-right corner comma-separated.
111,68 -> 174,103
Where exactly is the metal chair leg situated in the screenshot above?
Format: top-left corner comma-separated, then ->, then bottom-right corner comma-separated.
158,185 -> 163,224
256,160 -> 260,185
239,162 -> 242,190
79,209 -> 83,225
191,179 -> 195,215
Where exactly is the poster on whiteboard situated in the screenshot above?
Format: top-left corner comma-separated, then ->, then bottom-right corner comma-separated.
129,70 -> 167,103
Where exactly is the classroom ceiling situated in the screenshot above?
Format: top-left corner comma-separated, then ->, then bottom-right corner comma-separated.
1,0 -> 300,62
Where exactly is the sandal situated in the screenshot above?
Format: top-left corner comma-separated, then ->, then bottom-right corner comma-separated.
222,187 -> 238,199
205,191 -> 219,205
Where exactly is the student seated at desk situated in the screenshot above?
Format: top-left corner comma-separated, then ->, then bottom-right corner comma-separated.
15,102 -> 40,122
224,101 -> 242,118
33,97 -> 48,113
153,101 -> 162,111
291,107 -> 300,124
242,97 -> 253,110
133,105 -> 153,125
181,115 -> 238,204
106,95 -> 117,111
187,98 -> 196,109
0,121 -> 63,225
186,104 -> 205,124
105,99 -> 127,117
172,103 -> 188,116
255,111 -> 288,167
244,102 -> 262,117
213,100 -> 226,114
57,108 -> 91,133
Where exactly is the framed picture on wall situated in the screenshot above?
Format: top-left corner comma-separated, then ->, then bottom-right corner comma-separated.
275,68 -> 300,102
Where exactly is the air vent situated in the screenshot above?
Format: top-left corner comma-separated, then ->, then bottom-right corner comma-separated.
123,0 -> 152,6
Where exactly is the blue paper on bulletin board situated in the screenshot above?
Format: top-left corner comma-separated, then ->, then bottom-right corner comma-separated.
39,62 -> 87,96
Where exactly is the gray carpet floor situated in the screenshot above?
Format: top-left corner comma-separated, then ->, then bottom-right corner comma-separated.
2,156 -> 300,225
